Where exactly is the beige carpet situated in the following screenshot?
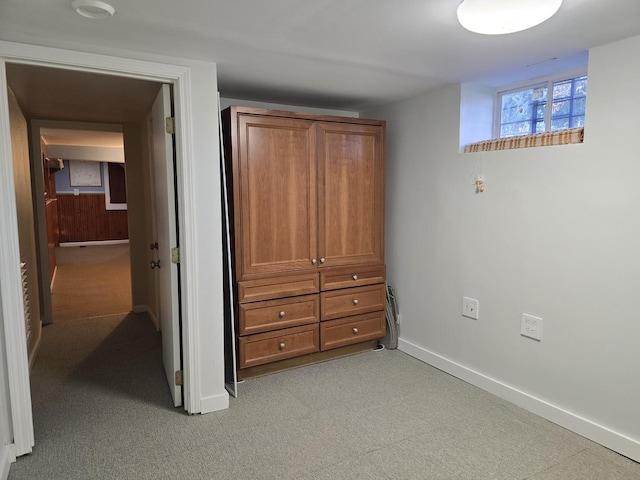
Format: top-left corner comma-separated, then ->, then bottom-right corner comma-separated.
51,244 -> 132,321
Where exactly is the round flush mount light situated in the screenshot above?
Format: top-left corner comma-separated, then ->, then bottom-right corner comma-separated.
71,0 -> 115,19
457,0 -> 563,35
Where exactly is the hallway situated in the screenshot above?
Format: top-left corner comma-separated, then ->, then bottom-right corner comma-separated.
51,244 -> 132,321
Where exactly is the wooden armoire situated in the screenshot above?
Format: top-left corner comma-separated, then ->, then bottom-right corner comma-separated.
222,106 -> 386,379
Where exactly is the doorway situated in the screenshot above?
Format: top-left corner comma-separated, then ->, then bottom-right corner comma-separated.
3,52 -> 195,455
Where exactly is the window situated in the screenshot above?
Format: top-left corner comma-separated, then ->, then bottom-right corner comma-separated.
498,75 -> 587,138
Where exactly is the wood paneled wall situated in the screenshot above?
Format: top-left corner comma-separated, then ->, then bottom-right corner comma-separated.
57,193 -> 128,243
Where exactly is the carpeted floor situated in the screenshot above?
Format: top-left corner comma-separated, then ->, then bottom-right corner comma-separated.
9,323 -> 640,480
51,244 -> 132,321
8,245 -> 640,479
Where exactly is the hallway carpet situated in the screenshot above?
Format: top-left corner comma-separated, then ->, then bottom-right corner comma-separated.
51,244 -> 132,321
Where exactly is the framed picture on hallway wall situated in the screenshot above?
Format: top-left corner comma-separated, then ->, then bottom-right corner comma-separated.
69,160 -> 102,187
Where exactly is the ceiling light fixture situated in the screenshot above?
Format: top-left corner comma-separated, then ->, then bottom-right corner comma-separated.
457,0 -> 563,35
71,0 -> 115,19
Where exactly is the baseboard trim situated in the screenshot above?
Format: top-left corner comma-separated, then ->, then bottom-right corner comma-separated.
27,322 -> 42,372
199,391 -> 229,414
133,305 -> 159,331
0,444 -> 15,480
50,265 -> 57,291
60,240 -> 129,247
398,338 -> 640,463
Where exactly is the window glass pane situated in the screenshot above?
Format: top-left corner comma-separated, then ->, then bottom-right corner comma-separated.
535,121 -> 545,133
552,100 -> 571,117
553,80 -> 572,100
574,76 -> 587,97
501,90 -> 534,123
551,118 -> 569,130
501,121 -> 533,137
571,115 -> 585,128
572,97 -> 586,116
500,86 -> 547,137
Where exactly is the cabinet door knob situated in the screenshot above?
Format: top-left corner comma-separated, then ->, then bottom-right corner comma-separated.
352,328 -> 359,334
352,275 -> 358,281
279,342 -> 286,350
311,259 -> 317,265
279,311 -> 286,318
352,299 -> 359,305
320,257 -> 326,264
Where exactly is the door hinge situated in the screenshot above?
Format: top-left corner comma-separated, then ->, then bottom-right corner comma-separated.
171,247 -> 180,264
175,370 -> 183,386
165,116 -> 175,135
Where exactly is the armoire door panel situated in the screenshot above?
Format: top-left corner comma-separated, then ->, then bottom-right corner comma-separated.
238,114 -> 317,277
317,122 -> 384,267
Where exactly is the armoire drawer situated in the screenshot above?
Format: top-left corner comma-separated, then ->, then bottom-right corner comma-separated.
320,311 -> 386,351
239,324 -> 319,369
320,284 -> 386,321
320,264 -> 385,291
238,272 -> 319,303
238,294 -> 319,335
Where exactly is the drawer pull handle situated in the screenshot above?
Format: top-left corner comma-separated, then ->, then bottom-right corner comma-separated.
279,342 -> 286,350
352,328 -> 359,334
352,275 -> 358,281
353,299 -> 359,305
279,311 -> 286,318
320,257 -> 326,264
311,259 -> 317,265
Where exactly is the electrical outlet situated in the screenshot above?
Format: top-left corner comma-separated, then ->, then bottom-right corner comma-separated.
521,314 -> 543,341
462,297 -> 479,320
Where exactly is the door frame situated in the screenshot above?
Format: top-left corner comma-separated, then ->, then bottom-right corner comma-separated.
0,41 -> 202,455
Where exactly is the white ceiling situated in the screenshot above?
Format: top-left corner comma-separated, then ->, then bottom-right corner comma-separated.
1,0 -> 640,111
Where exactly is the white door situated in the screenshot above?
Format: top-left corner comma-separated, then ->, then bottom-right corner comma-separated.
151,84 -> 182,407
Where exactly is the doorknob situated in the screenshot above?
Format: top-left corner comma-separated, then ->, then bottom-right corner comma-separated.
150,260 -> 161,269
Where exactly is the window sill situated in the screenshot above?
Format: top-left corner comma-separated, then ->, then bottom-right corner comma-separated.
463,127 -> 584,153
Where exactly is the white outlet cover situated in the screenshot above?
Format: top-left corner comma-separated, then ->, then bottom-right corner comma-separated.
521,313 -> 543,341
462,297 -> 479,320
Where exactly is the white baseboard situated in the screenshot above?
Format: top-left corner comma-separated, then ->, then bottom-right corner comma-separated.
199,391 -> 229,414
27,322 -> 42,372
59,239 -> 129,247
50,265 -> 57,291
398,337 -> 640,463
133,305 -> 159,331
0,444 -> 15,480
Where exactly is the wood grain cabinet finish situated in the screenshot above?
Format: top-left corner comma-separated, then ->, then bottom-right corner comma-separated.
239,324 -> 319,369
317,122 -> 385,268
237,272 -> 320,303
223,106 -> 386,373
320,264 -> 386,291
320,311 -> 386,351
321,284 -> 387,321
239,294 -> 319,336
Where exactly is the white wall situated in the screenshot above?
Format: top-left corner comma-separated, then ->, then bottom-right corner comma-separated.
362,34 -> 640,461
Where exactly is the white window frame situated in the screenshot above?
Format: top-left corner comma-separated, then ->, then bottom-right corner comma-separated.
494,68 -> 588,139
